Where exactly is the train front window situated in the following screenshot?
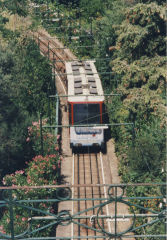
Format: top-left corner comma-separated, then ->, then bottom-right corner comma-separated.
73,104 -> 100,124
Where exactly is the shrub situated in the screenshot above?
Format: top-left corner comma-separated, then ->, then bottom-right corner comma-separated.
0,119 -> 62,237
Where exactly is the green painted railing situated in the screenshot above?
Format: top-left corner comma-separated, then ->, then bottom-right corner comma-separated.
0,183 -> 166,239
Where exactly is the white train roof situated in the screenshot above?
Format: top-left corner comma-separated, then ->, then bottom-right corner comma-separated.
66,60 -> 104,103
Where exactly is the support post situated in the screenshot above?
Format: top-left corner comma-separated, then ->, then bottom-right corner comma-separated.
53,59 -> 56,94
48,87 -> 51,126
114,186 -> 118,239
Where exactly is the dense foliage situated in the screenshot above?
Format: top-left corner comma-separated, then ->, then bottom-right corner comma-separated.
0,120 -> 61,236
0,0 -> 28,17
0,1 -> 62,236
0,0 -> 166,237
108,2 -> 166,182
0,0 -> 54,177
0,39 -> 53,177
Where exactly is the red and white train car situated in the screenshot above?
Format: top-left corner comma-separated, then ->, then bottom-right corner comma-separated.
66,60 -> 106,149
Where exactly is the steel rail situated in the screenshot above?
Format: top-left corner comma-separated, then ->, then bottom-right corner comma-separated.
73,153 -> 108,238
34,33 -> 69,63
35,36 -> 66,63
95,154 -> 106,234
89,153 -> 99,237
37,32 -> 74,59
77,154 -> 81,237
35,39 -> 65,69
33,32 -> 72,92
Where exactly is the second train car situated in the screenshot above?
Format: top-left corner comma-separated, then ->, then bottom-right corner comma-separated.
65,60 -> 107,150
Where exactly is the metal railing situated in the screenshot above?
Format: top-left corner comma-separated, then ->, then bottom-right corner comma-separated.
0,183 -> 166,239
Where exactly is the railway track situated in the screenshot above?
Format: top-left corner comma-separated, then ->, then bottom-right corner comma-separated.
33,31 -> 76,88
72,152 -> 112,239
34,31 -> 132,239
34,31 -> 112,238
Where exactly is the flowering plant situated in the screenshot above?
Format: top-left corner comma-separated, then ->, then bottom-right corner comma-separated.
0,118 -> 62,237
27,119 -> 59,156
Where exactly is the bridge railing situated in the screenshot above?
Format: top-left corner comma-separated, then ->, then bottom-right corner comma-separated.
0,183 -> 166,239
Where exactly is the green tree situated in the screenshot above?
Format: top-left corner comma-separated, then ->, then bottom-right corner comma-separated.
0,38 -> 52,178
128,127 -> 165,176
0,46 -> 32,176
10,38 -> 53,114
0,0 -> 28,17
106,1 -> 166,180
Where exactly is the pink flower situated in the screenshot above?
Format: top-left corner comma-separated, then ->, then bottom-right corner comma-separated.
28,126 -> 32,134
15,170 -> 24,175
32,121 -> 38,126
22,217 -> 27,221
52,180 -> 56,184
26,137 -> 30,142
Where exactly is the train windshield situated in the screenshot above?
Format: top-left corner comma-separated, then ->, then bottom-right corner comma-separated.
73,104 -> 100,124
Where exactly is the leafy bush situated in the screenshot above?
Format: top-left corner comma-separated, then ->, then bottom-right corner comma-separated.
27,118 -> 59,156
0,153 -> 60,236
128,135 -> 161,175
0,121 -> 61,237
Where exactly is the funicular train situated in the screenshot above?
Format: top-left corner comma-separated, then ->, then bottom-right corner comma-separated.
65,60 -> 107,150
